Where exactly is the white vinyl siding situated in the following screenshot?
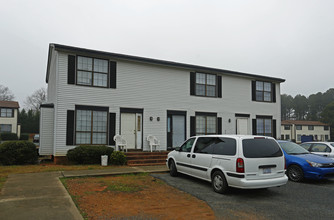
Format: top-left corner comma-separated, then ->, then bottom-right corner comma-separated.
48,51 -> 281,156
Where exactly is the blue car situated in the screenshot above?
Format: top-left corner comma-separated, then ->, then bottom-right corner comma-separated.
277,141 -> 334,182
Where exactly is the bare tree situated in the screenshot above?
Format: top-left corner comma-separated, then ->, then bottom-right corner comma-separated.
24,87 -> 47,111
0,85 -> 15,101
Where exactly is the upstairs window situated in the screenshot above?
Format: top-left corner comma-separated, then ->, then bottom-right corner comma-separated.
77,56 -> 109,87
296,125 -> 302,130
0,108 -> 13,117
195,73 -> 216,97
256,81 -> 272,102
308,125 -> 314,130
324,126 -> 329,131
284,125 -> 290,130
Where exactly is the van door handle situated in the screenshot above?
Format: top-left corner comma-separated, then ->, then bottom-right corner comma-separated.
187,154 -> 190,158
192,154 -> 196,158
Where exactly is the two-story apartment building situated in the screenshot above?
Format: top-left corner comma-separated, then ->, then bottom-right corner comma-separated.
39,44 -> 285,161
281,120 -> 330,143
0,101 -> 20,137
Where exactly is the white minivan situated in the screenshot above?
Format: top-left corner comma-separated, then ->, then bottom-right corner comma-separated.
166,135 -> 288,194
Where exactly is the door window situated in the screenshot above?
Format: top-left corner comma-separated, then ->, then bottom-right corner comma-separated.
311,144 -> 331,153
180,138 -> 195,152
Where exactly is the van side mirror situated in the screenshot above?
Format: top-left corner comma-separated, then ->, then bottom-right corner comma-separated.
174,147 -> 181,151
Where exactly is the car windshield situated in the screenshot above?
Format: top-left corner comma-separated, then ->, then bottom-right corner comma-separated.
331,143 -> 334,148
279,142 -> 310,155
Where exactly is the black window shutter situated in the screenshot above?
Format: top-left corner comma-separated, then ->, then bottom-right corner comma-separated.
109,113 -> 116,145
217,76 -> 222,98
252,119 -> 257,135
272,119 -> 277,139
68,55 -> 76,84
217,117 -> 222,134
190,116 -> 196,137
251,81 -> 256,101
272,83 -> 276,103
66,110 -> 75,145
110,61 -> 117,88
190,72 -> 196,95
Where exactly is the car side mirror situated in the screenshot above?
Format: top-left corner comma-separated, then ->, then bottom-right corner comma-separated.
174,147 -> 181,151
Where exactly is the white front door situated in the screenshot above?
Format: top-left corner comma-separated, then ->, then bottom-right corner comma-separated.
237,118 -> 249,135
121,113 -> 142,149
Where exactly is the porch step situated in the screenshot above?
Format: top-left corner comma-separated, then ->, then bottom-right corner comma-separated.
125,151 -> 169,166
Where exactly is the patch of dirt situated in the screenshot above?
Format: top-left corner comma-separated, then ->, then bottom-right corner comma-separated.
65,174 -> 216,220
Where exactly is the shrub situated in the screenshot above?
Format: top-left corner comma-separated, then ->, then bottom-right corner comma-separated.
19,134 -> 29,140
67,145 -> 114,164
0,141 -> 38,165
0,133 -> 18,141
109,151 -> 127,165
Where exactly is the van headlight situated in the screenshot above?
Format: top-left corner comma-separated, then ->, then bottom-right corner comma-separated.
306,160 -> 323,168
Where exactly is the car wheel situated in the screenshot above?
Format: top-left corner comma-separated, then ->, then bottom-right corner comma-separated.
287,165 -> 304,182
211,170 -> 228,194
169,160 -> 178,177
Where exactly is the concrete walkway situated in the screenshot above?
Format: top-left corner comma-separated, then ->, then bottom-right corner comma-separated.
0,165 -> 168,220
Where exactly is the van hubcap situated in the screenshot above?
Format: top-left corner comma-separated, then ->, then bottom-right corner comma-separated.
213,175 -> 223,190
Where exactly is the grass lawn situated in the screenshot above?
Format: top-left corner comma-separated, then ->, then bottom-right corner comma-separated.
62,173 -> 215,220
0,164 -> 120,192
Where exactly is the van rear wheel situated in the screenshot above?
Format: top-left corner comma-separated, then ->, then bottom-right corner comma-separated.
212,171 -> 228,194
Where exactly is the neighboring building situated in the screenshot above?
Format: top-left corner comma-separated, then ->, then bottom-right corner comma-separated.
281,120 -> 330,143
0,101 -> 21,137
39,43 -> 285,161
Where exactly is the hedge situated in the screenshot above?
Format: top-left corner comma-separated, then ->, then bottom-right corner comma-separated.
67,145 -> 114,164
109,151 -> 127,165
0,133 -> 18,141
0,141 -> 38,165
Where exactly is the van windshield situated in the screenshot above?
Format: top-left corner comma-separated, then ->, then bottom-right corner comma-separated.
242,138 -> 283,158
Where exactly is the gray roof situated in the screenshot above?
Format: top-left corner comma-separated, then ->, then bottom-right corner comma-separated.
46,43 -> 285,83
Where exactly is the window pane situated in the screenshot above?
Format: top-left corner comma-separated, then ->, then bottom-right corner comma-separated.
77,56 -> 92,71
213,138 -> 236,156
196,116 -> 206,134
92,133 -> 107,144
196,84 -> 205,96
242,139 -> 282,158
0,124 -> 12,133
77,71 -> 92,85
264,92 -> 271,101
93,111 -> 107,132
206,85 -> 216,97
206,74 -> 216,85
196,73 -> 206,84
94,59 -> 108,73
264,119 -> 272,134
1,109 -> 5,117
76,133 -> 91,144
194,137 -> 215,154
93,73 -> 108,87
256,91 -> 263,101
207,116 -> 217,134
256,81 -> 263,91
76,110 -> 91,132
264,82 -> 271,92
256,119 -> 264,134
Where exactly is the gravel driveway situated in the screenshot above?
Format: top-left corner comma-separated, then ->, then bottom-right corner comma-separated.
152,173 -> 334,220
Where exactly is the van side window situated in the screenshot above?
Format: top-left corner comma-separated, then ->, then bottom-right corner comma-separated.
213,138 -> 236,156
194,137 -> 236,155
180,138 -> 195,152
194,137 -> 216,154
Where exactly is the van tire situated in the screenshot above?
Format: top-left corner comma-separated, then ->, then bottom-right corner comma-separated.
212,171 -> 228,194
169,160 -> 178,177
287,165 -> 304,182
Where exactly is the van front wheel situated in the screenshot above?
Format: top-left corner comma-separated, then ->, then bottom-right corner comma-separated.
212,171 -> 228,194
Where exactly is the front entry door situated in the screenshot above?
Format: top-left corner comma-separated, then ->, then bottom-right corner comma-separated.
167,112 -> 186,149
121,113 -> 142,149
237,118 -> 249,135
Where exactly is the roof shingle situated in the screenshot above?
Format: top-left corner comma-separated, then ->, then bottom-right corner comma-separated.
0,101 -> 20,108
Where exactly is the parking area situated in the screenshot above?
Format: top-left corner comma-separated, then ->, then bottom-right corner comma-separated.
152,173 -> 334,219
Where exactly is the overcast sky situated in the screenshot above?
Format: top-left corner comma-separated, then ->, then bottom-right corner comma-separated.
1,0 -> 334,107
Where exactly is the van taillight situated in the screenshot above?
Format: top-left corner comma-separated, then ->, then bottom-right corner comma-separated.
284,157 -> 287,170
236,158 -> 244,173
